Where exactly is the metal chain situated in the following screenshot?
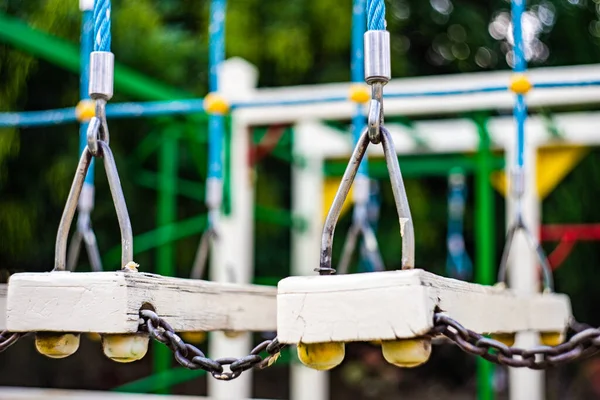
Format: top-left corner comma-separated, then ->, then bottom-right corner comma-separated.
0,330 -> 24,353
139,310 -> 285,380
432,313 -> 600,369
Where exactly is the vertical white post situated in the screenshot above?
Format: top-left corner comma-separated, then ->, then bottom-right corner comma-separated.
506,138 -> 544,400
290,121 -> 329,400
208,58 -> 258,400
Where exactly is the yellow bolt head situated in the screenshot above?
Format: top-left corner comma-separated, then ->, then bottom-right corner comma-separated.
75,99 -> 96,122
102,333 -> 149,363
181,331 -> 207,344
86,332 -> 102,342
35,333 -> 80,359
297,342 -> 345,371
540,331 -> 565,347
204,93 -> 230,115
349,84 -> 370,104
491,333 -> 516,348
509,74 -> 532,95
381,338 -> 432,368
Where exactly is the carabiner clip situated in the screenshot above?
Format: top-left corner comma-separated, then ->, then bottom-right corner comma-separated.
317,127 -> 414,275
54,142 -> 133,271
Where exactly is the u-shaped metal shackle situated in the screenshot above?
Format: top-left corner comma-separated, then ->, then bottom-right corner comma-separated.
54,137 -> 133,271
497,214 -> 554,292
318,127 -> 414,275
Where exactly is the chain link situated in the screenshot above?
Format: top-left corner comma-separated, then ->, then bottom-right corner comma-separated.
139,310 -> 285,380
432,313 -> 600,369
0,330 -> 24,353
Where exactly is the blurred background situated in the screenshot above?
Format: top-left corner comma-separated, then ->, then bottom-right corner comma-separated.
2,0 -> 600,399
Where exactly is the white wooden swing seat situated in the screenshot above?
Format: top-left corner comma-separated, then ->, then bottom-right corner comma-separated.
6,271 -> 276,334
276,269 -> 572,344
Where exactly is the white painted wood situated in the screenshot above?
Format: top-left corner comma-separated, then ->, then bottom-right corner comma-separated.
290,121 -> 329,400
207,74 -> 256,397
234,63 -> 600,124
276,269 -> 572,344
506,140 -> 544,400
0,387 -> 264,400
5,271 -> 276,333
0,283 -> 6,330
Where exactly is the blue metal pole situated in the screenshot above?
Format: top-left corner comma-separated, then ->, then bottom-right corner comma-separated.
511,0 -> 527,169
352,0 -> 367,178
80,8 -> 94,184
207,0 -> 226,199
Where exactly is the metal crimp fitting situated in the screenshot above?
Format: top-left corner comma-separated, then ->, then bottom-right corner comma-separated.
364,31 -> 391,85
364,30 -> 391,145
89,51 -> 115,101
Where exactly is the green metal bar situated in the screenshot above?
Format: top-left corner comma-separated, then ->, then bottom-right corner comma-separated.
474,115 -> 495,400
324,154 -> 505,178
0,11 -> 191,101
133,169 -> 205,202
155,129 -> 179,393
103,214 -> 208,266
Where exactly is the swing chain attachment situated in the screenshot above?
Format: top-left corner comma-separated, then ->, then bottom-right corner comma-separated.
432,313 -> 600,369
139,310 -> 286,380
60,48 -> 133,271
317,128 -> 414,274
54,143 -> 133,271
496,167 -> 554,292
364,29 -> 391,145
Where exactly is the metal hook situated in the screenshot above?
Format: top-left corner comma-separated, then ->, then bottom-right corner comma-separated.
367,82 -> 384,145
496,212 -> 554,292
54,142 -> 133,271
318,127 -> 414,275
86,99 -> 110,156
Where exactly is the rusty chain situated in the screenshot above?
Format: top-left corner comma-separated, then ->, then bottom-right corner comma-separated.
0,330 -> 27,353
1,310 -> 598,373
138,309 -> 285,380
432,313 -> 600,369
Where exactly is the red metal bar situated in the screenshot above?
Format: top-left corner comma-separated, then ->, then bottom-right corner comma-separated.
540,224 -> 600,242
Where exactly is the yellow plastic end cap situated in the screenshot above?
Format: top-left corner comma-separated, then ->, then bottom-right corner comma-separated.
75,99 -> 96,122
204,93 -> 230,115
349,84 -> 370,104
297,342 -> 345,371
35,333 -> 80,359
102,333 -> 149,363
381,338 -> 432,368
509,74 -> 532,95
